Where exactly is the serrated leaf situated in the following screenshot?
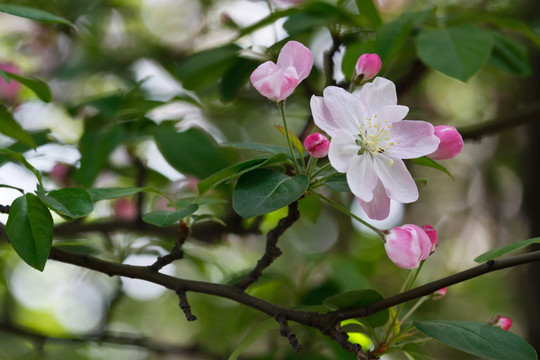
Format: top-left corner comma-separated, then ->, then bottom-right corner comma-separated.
228,318 -> 278,360
0,4 -> 75,30
6,194 -> 53,271
414,320 -> 537,360
0,70 -> 52,103
142,204 -> 198,227
198,154 -> 287,196
86,187 -> 145,202
0,104 -> 35,147
273,125 -> 303,157
38,188 -> 94,219
411,156 -> 454,181
416,25 -> 494,81
233,169 -> 308,219
474,237 -> 540,263
323,289 -> 389,328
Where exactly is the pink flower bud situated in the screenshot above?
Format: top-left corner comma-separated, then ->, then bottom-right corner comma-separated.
250,41 -> 313,102
354,54 -> 382,83
113,198 -> 138,221
50,163 -> 71,186
432,287 -> 447,300
422,224 -> 438,253
427,125 -> 464,160
0,62 -> 21,105
489,315 -> 512,331
383,224 -> 432,269
304,133 -> 330,158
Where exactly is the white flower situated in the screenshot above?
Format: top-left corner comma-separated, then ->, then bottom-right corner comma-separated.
311,77 -> 440,220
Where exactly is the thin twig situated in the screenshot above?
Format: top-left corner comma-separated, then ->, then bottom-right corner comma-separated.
176,288 -> 197,321
276,313 -> 302,352
148,221 -> 191,271
0,205 -> 9,214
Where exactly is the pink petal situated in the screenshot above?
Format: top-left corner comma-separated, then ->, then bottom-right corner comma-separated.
311,95 -> 341,136
428,125 -> 464,160
373,157 -> 418,203
358,77 -> 398,113
346,154 -> 378,202
250,61 -> 298,102
358,181 -> 391,220
328,129 -> 358,172
276,41 -> 313,82
323,86 -> 364,133
384,226 -> 422,269
389,120 -> 440,159
355,54 -> 382,81
304,133 -> 329,158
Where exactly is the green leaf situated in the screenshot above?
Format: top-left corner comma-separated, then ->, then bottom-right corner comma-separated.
38,188 -> 94,219
402,343 -> 435,360
225,142 -> 293,157
0,70 -> 52,103
414,320 -> 537,360
142,204 -> 199,227
323,289 -> 389,328
220,57 -> 260,102
197,154 -> 287,196
235,9 -> 297,39
355,0 -> 382,28
283,2 -> 340,35
474,237 -> 540,263
233,169 -> 308,219
176,44 -> 241,90
416,24 -> 494,82
228,318 -> 278,360
154,126 -> 232,179
323,174 -> 351,192
0,4 -> 76,30
488,31 -> 531,76
6,194 -> 54,271
86,187 -> 145,202
411,156 -> 454,181
0,104 -> 35,147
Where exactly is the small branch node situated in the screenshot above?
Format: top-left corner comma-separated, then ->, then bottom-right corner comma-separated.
276,314 -> 302,352
0,205 -> 9,214
176,288 -> 197,322
149,222 -> 191,271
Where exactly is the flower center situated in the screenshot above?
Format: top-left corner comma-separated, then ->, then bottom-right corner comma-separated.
355,114 -> 399,163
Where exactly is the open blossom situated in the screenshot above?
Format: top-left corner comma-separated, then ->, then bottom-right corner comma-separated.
304,133 -> 330,158
383,224 -> 434,269
428,125 -> 463,160
250,41 -> 313,102
354,54 -> 382,83
311,77 -> 440,220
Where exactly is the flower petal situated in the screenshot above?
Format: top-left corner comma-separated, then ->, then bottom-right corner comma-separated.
323,86 -> 364,132
377,105 -> 409,124
310,95 -> 340,136
384,226 -> 422,269
328,129 -> 358,173
276,41 -> 313,81
373,156 -> 418,203
347,154 -> 378,202
389,120 -> 440,159
358,77 -> 397,112
357,180 -> 391,220
250,61 -> 283,101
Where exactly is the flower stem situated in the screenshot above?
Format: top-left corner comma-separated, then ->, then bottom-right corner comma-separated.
278,102 -> 300,173
399,296 -> 428,326
310,191 -> 383,236
310,162 -> 333,178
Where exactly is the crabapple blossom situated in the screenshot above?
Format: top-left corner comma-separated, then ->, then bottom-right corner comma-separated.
354,54 -> 382,83
113,198 -> 138,221
383,224 -> 434,269
0,62 -> 21,105
428,125 -> 464,160
422,224 -> 438,252
304,133 -> 330,158
490,315 -> 513,330
250,41 -> 313,102
311,77 -> 440,220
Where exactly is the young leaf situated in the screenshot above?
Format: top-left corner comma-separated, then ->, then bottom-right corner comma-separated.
38,188 -> 94,219
233,169 -> 308,219
142,204 -> 199,227
416,24 -> 494,82
323,289 -> 389,328
86,187 -> 145,202
0,70 -> 52,103
0,4 -> 76,30
474,237 -> 540,263
414,320 -> 537,360
6,193 -> 54,271
0,104 -> 35,147
411,156 -> 454,181
273,125 -> 303,157
228,318 -> 279,360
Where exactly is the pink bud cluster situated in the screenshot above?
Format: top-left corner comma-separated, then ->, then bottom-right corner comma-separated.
383,224 -> 437,269
304,132 -> 329,158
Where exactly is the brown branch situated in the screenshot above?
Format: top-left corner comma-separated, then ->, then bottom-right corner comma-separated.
234,201 -> 300,290
323,31 -> 343,87
0,205 -> 9,214
148,221 -> 191,271
276,313 -> 302,352
176,288 -> 197,321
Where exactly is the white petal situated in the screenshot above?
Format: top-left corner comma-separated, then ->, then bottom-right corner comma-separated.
373,156 -> 418,203
347,154 -> 378,202
322,86 -> 364,132
389,120 -> 440,159
357,180 -> 391,220
328,129 -> 358,173
310,95 -> 340,136
358,77 -> 397,112
377,105 -> 408,124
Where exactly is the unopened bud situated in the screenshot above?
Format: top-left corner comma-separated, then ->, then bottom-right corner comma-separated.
354,54 -> 382,83
304,132 -> 330,158
0,62 -> 21,105
489,315 -> 512,331
432,287 -> 447,300
422,224 -> 438,253
113,198 -> 138,221
428,125 -> 464,160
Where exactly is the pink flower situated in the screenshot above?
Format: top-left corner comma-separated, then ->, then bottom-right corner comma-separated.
354,54 -> 382,83
304,133 -> 330,158
422,224 -> 437,253
432,287 -> 447,300
50,163 -> 71,186
428,125 -> 463,160
113,198 -> 138,221
250,41 -> 313,102
490,315 -> 513,331
383,224 -> 433,269
0,63 -> 21,105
